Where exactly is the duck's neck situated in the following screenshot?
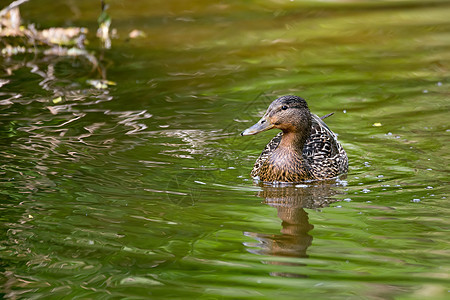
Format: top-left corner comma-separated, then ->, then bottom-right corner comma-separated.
271,130 -> 309,170
263,130 -> 312,182
278,130 -> 308,153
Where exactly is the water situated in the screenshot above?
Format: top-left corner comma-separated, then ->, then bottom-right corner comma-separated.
1,0 -> 449,299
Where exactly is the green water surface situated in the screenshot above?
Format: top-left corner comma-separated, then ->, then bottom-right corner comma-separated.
1,0 -> 449,299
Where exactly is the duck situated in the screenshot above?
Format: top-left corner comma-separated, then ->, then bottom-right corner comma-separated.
241,95 -> 348,183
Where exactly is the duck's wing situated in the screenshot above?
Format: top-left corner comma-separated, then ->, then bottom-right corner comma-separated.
250,132 -> 282,178
303,113 -> 348,179
320,112 -> 334,120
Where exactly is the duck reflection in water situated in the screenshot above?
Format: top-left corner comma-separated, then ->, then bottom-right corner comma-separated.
244,181 -> 342,278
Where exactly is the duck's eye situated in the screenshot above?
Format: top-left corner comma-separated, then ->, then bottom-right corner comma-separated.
281,105 -> 288,110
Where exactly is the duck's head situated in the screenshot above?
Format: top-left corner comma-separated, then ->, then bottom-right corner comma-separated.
241,95 -> 312,136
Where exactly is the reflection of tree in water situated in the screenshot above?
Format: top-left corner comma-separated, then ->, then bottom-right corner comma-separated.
0,4 -> 153,292
0,0 -> 154,190
0,8 -> 159,251
245,182 -> 344,277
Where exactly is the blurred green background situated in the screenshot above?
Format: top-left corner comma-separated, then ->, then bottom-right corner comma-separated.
0,0 -> 449,299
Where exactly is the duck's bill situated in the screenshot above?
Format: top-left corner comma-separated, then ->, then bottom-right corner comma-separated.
241,117 -> 274,136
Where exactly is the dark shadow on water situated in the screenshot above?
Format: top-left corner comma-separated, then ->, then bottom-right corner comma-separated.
245,180 -> 344,278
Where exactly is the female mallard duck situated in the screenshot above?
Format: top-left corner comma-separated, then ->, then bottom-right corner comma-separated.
241,95 -> 348,182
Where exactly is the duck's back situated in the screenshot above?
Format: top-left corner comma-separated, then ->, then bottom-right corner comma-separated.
303,114 -> 348,179
251,114 -> 347,180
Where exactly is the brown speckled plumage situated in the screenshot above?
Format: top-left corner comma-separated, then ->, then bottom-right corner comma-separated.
241,95 -> 348,183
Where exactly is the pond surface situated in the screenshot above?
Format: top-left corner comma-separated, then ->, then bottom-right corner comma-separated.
1,0 -> 449,299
